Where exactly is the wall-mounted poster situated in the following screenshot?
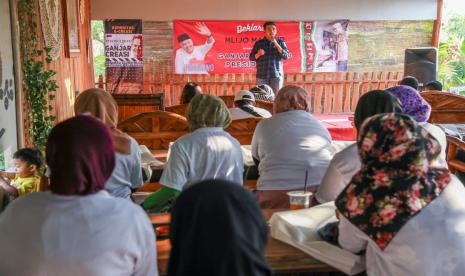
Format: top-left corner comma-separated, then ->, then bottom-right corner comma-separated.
312,20 -> 349,72
173,20 -> 349,74
105,19 -> 143,93
0,0 -> 18,169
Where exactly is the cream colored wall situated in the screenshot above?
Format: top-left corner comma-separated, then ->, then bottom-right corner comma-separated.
0,0 -> 18,164
91,0 -> 437,21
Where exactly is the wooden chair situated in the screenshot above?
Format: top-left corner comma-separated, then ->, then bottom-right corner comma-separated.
118,111 -> 189,150
446,135 -> 465,173
225,117 -> 263,145
256,100 -> 274,114
218,95 -> 235,108
421,91 -> 465,123
165,104 -> 188,117
112,93 -> 165,123
38,175 -> 49,192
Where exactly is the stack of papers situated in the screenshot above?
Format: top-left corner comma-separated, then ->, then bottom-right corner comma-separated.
438,124 -> 465,140
269,202 -> 365,275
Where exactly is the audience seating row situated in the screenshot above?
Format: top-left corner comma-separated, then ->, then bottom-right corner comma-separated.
118,111 -> 263,149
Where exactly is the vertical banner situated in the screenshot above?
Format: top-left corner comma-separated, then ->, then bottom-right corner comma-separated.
173,20 -> 349,74
0,0 -> 18,169
105,19 -> 143,93
313,20 -> 349,72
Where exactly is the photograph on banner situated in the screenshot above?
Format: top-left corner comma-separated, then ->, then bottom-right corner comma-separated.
104,19 -> 143,93
313,20 -> 349,72
173,20 -> 301,74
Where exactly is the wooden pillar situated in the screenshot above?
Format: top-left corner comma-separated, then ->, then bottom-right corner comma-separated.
432,0 -> 443,48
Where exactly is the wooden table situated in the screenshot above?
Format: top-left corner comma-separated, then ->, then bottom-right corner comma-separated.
149,210 -> 339,275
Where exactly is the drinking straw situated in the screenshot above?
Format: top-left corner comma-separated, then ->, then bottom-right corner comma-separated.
304,170 -> 308,193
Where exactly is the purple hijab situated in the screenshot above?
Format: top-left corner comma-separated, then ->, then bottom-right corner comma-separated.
46,115 -> 116,196
386,85 -> 431,122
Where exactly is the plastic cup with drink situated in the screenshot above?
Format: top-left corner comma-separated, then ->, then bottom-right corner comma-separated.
287,170 -> 312,210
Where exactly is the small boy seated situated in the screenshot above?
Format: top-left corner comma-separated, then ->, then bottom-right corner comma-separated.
0,148 -> 43,198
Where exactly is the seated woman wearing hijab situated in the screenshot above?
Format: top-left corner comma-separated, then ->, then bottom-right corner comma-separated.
387,85 -> 447,167
142,94 -> 244,211
0,116 -> 157,275
252,85 -> 333,208
336,113 -> 465,276
74,88 -> 143,199
180,82 -> 202,104
229,90 -> 272,120
250,84 -> 275,102
315,90 -> 402,204
168,179 -> 272,276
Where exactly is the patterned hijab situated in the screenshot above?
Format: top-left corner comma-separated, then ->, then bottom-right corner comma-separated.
386,85 -> 431,123
250,84 -> 275,102
186,93 -> 232,131
169,179 -> 272,276
335,113 -> 451,250
46,115 -> 115,196
74,88 -> 131,154
274,85 -> 311,114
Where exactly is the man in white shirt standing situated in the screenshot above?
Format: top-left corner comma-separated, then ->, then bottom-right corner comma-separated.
175,22 -> 215,74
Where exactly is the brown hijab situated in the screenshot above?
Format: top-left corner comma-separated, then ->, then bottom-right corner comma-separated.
74,88 -> 131,154
274,85 -> 311,114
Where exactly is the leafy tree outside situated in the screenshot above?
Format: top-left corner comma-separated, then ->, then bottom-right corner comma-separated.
92,20 -> 105,83
438,8 -> 465,94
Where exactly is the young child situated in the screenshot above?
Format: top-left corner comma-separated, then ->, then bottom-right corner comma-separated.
0,148 -> 43,198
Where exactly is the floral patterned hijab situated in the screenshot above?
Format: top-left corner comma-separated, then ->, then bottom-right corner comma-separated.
335,113 -> 451,250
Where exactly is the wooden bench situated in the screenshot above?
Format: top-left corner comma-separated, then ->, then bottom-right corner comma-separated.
421,91 -> 465,124
112,93 -> 165,123
118,111 -> 189,150
164,104 -> 188,117
421,91 -> 465,174
225,117 -> 264,145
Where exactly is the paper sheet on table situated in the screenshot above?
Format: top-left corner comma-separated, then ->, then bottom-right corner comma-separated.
139,145 -> 165,167
269,202 -> 365,275
138,145 -> 165,182
438,124 -> 465,140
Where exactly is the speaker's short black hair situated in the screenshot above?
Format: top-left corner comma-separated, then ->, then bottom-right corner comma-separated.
181,82 -> 201,104
263,22 -> 276,29
13,148 -> 43,169
177,33 -> 191,43
426,80 -> 443,91
400,76 -> 419,90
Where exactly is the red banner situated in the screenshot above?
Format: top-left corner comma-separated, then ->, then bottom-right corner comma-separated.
173,20 -> 349,74
174,20 -> 303,74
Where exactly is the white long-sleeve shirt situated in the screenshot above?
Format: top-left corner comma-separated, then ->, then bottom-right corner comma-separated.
338,176 -> 465,276
0,190 -> 158,276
